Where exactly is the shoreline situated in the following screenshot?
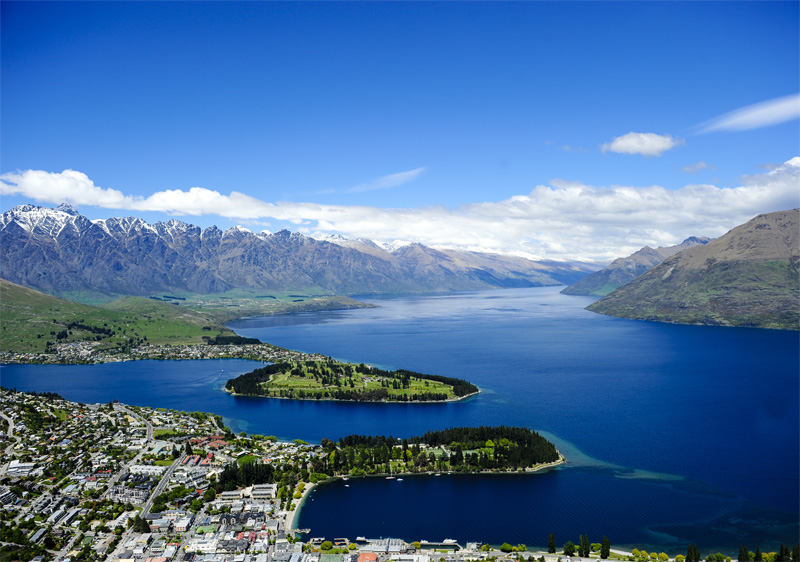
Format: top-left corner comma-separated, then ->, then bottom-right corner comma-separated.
224,387 -> 481,404
285,481 -> 316,533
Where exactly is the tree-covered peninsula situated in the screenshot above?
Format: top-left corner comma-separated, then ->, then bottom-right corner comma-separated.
312,426 -> 562,476
224,359 -> 479,402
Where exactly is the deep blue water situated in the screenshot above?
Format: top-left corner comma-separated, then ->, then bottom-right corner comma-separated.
2,287 -> 798,552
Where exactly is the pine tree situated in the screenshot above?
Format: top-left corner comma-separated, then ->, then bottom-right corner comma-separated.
791,544 -> 799,562
739,546 -> 750,562
754,548 -> 762,562
601,536 -> 610,560
548,534 -> 556,554
579,535 -> 590,558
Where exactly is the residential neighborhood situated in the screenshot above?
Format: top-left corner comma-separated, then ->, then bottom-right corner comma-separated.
0,388 -> 508,562
0,343 -> 327,366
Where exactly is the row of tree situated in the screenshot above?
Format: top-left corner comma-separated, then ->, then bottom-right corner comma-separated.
544,536 -> 798,562
549,534 -> 610,559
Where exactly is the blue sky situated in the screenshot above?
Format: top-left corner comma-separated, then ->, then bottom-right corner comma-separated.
2,1 -> 798,261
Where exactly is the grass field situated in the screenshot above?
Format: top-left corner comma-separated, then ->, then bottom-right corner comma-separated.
267,371 -> 454,397
261,361 -> 457,400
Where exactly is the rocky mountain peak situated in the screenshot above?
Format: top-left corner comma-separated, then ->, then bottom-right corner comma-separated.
56,203 -> 79,216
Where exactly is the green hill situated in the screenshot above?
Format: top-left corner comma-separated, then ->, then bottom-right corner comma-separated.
0,279 -> 238,353
587,209 -> 799,330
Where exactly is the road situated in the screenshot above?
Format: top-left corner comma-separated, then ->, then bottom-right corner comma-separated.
0,411 -> 19,465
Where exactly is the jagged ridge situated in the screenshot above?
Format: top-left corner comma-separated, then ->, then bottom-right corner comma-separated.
0,204 -> 596,299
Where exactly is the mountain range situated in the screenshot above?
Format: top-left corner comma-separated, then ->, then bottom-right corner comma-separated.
587,209 -> 799,330
0,204 -> 595,300
560,236 -> 711,296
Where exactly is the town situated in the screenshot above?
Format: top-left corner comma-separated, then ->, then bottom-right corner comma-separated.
1,388 -> 796,562
0,343 -> 327,366
1,388 -> 502,562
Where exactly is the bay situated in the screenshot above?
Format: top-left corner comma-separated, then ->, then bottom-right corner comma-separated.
2,287 -> 797,552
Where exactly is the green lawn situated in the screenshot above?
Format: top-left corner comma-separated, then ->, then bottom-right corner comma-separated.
261,360 -> 456,400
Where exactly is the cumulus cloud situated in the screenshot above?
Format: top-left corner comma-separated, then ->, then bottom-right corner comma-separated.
0,169 -> 276,219
2,159 -> 798,261
682,161 -> 717,173
601,132 -> 684,157
349,167 -> 426,192
696,93 -> 800,133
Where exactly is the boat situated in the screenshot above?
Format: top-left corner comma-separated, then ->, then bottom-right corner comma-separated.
344,484 -> 349,487
396,478 -> 403,481
385,476 -> 396,480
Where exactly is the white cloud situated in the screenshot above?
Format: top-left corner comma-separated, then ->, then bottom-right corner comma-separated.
696,93 -> 800,133
2,158 -> 798,261
349,167 -> 426,192
682,161 -> 717,173
601,132 -> 684,157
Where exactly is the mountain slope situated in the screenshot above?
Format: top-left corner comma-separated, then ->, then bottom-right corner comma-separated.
587,209 -> 799,329
561,237 -> 711,296
0,279 -> 237,353
0,204 -> 596,299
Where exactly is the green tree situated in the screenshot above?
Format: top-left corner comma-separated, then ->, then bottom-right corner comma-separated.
659,553 -> 669,561
564,542 -> 576,557
580,535 -> 590,558
132,515 -> 149,533
501,543 -> 514,553
548,534 -> 556,554
321,541 -> 333,551
676,556 -> 686,562
601,536 -> 611,560
739,547 -> 751,562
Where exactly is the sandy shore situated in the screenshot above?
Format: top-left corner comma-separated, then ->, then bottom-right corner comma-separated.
284,481 -> 316,533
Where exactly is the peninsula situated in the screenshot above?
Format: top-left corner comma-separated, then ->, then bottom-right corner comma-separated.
224,360 -> 480,402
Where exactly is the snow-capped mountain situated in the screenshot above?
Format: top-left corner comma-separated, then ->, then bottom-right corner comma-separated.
0,204 -> 597,299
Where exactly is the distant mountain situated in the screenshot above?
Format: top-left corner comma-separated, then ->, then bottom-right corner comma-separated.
587,209 -> 799,330
561,236 -> 711,296
0,204 -> 596,300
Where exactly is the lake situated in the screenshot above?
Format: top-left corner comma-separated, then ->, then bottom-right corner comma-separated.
2,287 -> 798,552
